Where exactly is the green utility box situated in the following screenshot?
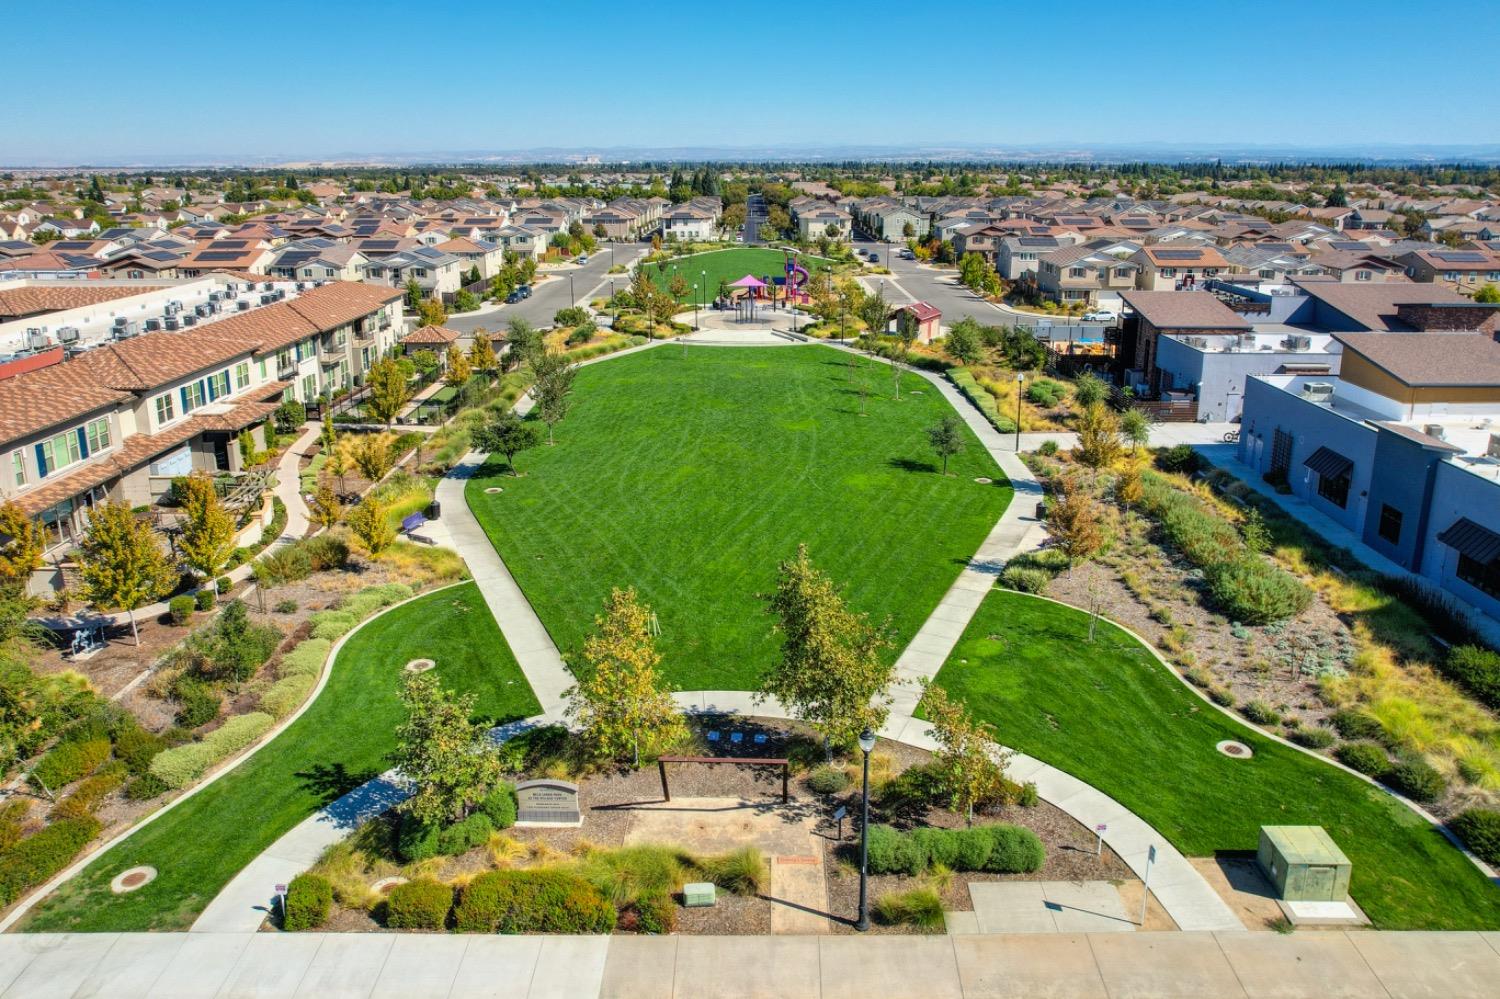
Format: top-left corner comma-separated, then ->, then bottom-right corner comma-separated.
683,882 -> 716,907
1257,826 -> 1351,902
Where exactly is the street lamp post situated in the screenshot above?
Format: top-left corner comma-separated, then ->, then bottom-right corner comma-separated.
1014,372 -> 1024,452
856,728 -> 876,932
568,273 -> 575,306
692,283 -> 699,331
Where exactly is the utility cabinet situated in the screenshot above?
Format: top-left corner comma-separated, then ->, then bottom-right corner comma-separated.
1257,825 -> 1351,902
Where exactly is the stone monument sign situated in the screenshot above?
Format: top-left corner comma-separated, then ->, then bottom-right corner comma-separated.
514,779 -> 582,827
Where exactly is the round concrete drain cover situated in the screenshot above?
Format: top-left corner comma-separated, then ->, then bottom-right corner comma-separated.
111,866 -> 157,894
371,876 -> 408,894
485,487 -> 503,494
974,477 -> 993,485
1216,740 -> 1253,758
404,658 -> 436,674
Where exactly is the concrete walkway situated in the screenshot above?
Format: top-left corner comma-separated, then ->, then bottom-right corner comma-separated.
6,929 -> 1500,998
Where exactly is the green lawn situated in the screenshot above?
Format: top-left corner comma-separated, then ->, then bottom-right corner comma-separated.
646,248 -> 832,302
932,591 -> 1500,930
24,584 -> 539,932
467,346 -> 1011,690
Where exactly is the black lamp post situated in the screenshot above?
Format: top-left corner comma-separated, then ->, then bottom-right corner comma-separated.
568,273 -> 575,306
856,727 -> 876,931
692,283 -> 699,331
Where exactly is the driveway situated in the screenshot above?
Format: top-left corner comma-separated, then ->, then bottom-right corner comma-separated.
443,243 -> 646,333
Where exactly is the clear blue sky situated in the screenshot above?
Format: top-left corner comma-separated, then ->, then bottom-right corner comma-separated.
9,0 -> 1498,163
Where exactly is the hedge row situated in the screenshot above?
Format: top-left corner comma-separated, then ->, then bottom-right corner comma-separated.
260,674 -> 316,720
948,369 -> 1015,434
29,737 -> 110,792
279,639 -> 332,679
148,712 -> 274,789
453,870 -> 614,934
865,823 -> 1044,876
284,872 -> 333,931
0,817 -> 101,906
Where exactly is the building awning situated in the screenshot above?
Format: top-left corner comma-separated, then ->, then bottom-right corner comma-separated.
1303,446 -> 1353,480
1437,518 -> 1500,564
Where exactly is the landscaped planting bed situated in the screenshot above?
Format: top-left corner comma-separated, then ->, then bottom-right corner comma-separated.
22,583 -> 539,932
932,589 -> 1500,929
466,345 -> 1012,690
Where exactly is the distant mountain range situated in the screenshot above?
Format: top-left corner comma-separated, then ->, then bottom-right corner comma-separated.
9,142 -> 1500,170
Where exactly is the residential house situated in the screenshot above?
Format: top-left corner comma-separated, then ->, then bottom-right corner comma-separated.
794,204 -> 852,242
1035,242 -> 1140,307
1132,245 -> 1229,291
1118,290 -> 1252,393
362,246 -> 463,301
1398,248 -> 1500,295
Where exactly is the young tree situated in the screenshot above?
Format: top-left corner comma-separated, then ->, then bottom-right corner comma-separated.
857,285 -> 889,336
403,278 -> 423,311
1046,481 -> 1106,570
1475,283 -> 1500,304
77,502 -> 175,645
0,501 -> 45,592
469,334 -> 498,374
919,681 -> 1011,825
1120,408 -> 1152,454
1072,372 -> 1108,407
310,481 -> 342,530
506,318 -> 544,369
1115,463 -> 1143,517
321,409 -> 337,451
532,351 -> 577,445
444,344 -> 472,388
1075,402 -> 1123,469
347,495 -> 396,554
565,586 -> 685,766
416,297 -> 448,328
326,441 -> 350,496
959,252 -> 987,291
365,357 -> 412,427
926,416 -> 966,475
393,671 -> 502,825
350,432 -> 396,484
474,411 -> 540,476
759,544 -> 893,754
177,472 -> 236,589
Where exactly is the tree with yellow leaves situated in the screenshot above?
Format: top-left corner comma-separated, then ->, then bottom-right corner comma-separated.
468,333 -> 498,374
444,344 -> 471,388
177,471 -> 236,590
919,680 -> 1012,825
565,586 -> 684,766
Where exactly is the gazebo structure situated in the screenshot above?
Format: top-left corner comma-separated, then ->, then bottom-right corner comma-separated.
727,275 -> 768,322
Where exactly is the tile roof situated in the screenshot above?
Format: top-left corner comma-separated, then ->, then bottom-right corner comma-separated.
1334,333 -> 1500,388
0,284 -> 165,319
1120,291 -> 1251,330
402,324 -> 460,345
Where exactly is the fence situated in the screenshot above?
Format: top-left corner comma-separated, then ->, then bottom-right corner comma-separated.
1134,399 -> 1200,423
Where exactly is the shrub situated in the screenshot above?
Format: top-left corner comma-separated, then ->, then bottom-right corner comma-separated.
1204,557 -> 1312,625
29,737 -> 110,792
0,816 -> 101,905
435,812 -> 493,856
308,610 -> 357,641
1336,741 -> 1391,778
125,773 -> 169,800
112,722 -> 166,776
1385,755 -> 1446,803
875,761 -> 946,822
279,639 -> 332,679
577,845 -> 688,908
1287,726 -> 1335,750
1208,687 -> 1236,708
274,599 -> 298,614
168,595 -> 195,626
1451,808 -> 1500,865
1240,700 -> 1281,726
1018,781 -> 1040,807
453,870 -> 614,934
384,877 -> 452,929
173,678 -> 221,729
51,762 -> 128,820
1000,566 -> 1051,594
283,873 -> 333,931
395,815 -> 441,862
148,713 -> 273,789
260,674 -> 315,720
215,576 -> 232,594
633,892 -> 677,934
1037,440 -> 1059,457
197,600 -> 281,683
874,887 -> 944,930
478,784 -> 517,830
695,847 -> 766,896
301,535 -> 350,572
1442,646 -> 1500,710
981,825 -> 1046,873
807,765 -> 851,794
1329,709 -> 1384,742
1156,444 -> 1199,474
194,589 -> 216,612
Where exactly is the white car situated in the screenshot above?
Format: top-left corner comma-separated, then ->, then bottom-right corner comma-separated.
1083,309 -> 1117,323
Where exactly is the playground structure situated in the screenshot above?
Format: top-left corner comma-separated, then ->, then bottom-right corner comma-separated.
722,250 -> 812,322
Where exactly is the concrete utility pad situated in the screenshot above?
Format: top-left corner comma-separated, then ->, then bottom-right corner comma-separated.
622,796 -> 818,856
967,881 -> 1136,934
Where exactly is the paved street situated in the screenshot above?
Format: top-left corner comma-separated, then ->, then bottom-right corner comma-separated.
7,930 -> 1500,998
444,244 -> 646,334
744,193 -> 767,243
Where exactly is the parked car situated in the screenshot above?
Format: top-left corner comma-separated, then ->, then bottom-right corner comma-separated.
518,285 -> 533,299
1083,309 -> 1117,323
899,248 -> 914,259
505,290 -> 523,304
576,255 -> 588,264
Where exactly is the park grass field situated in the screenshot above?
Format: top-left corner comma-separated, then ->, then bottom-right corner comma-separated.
467,345 -> 1012,690
24,584 -> 539,932
645,247 -> 832,302
931,590 -> 1500,930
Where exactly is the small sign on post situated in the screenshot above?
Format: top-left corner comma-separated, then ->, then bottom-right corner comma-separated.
1139,845 -> 1157,926
1095,823 -> 1107,857
274,883 -> 288,921
834,805 -> 848,841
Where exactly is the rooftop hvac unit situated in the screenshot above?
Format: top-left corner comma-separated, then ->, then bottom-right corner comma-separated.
181,314 -> 197,327
274,289 -> 286,300
163,317 -> 180,331
1424,424 -> 1446,440
1285,334 -> 1312,351
1302,381 -> 1334,401
1488,433 -> 1500,460
113,316 -> 128,328
114,322 -> 137,340
261,282 -> 273,292
27,331 -> 49,350
195,304 -> 211,317
1239,333 -> 1257,348
144,318 -> 162,332
209,291 -> 223,302
259,294 -> 273,305
224,290 -> 237,300
295,282 -> 306,292
236,300 -> 250,311
55,327 -> 78,344
1185,336 -> 1208,349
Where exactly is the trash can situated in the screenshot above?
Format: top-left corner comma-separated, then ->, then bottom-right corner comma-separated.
1036,501 -> 1047,519
426,500 -> 441,521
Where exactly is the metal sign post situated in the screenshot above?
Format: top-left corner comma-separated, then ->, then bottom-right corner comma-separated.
1095,824 -> 1107,857
274,883 -> 288,922
1139,846 -> 1156,926
834,805 -> 848,841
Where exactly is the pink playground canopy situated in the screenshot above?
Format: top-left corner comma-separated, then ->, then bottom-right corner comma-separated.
728,275 -> 767,288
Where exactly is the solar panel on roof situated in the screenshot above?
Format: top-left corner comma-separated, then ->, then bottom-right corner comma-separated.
196,251 -> 245,261
1434,251 -> 1487,262
1154,249 -> 1205,259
